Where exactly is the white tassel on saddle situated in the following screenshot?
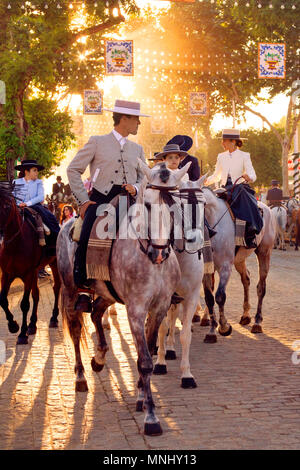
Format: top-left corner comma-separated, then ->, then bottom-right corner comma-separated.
43,223 -> 51,236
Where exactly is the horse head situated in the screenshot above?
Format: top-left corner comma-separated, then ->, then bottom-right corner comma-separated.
139,161 -> 191,264
0,182 -> 19,234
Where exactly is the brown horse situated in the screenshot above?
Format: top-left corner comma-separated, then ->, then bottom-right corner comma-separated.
0,182 -> 61,344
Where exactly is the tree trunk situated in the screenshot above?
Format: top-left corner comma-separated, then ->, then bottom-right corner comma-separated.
282,141 -> 290,197
6,155 -> 15,181
3,87 -> 29,181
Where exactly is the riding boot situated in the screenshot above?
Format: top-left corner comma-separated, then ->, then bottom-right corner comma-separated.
204,218 -> 217,238
245,224 -> 257,249
74,293 -> 93,312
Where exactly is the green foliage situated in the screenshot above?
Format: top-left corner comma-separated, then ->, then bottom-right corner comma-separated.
0,0 -> 138,178
23,98 -> 75,176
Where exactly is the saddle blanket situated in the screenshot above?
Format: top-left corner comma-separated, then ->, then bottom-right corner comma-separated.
86,194 -> 123,282
86,210 -> 114,282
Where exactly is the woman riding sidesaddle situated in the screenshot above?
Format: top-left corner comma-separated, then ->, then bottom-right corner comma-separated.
13,159 -> 60,254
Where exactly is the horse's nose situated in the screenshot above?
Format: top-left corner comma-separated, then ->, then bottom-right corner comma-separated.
147,246 -> 168,264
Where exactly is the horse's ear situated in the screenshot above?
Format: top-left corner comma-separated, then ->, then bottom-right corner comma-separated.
139,160 -> 152,181
196,172 -> 209,188
174,162 -> 192,183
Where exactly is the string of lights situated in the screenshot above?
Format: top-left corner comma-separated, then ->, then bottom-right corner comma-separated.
5,1 -> 298,11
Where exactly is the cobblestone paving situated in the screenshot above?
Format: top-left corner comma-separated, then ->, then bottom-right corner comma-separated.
0,248 -> 299,450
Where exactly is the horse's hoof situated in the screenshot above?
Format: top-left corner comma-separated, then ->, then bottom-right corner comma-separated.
17,336 -> 28,345
144,421 -> 163,436
153,364 -> 167,375
218,325 -> 232,337
239,316 -> 251,326
251,324 -> 263,334
181,377 -> 197,389
8,321 -> 19,334
49,319 -> 58,328
165,350 -> 176,360
200,318 -> 210,327
192,315 -> 201,323
75,380 -> 88,392
204,334 -> 217,344
27,324 -> 37,335
136,401 -> 144,412
91,357 -> 104,372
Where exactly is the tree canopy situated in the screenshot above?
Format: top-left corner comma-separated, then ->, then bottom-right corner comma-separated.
0,0 -> 138,179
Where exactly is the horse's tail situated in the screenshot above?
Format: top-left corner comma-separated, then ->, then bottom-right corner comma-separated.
60,286 -> 88,353
57,226 -> 88,352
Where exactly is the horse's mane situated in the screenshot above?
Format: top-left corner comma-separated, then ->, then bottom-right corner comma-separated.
0,181 -> 22,229
158,163 -> 171,183
0,181 -> 14,201
202,186 -> 215,195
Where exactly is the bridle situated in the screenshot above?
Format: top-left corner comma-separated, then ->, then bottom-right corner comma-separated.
169,187 -> 205,255
131,184 -> 179,259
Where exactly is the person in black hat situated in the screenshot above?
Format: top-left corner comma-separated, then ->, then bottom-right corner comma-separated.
266,180 -> 283,207
166,135 -> 200,181
52,176 -> 65,198
13,159 -> 60,252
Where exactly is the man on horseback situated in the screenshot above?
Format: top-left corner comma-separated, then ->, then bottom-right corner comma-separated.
67,99 -> 150,307
52,176 -> 65,199
13,159 -> 60,254
205,129 -> 263,248
266,180 -> 283,208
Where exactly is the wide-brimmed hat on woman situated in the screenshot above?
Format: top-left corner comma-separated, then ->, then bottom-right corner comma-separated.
152,144 -> 188,161
218,129 -> 248,147
166,135 -> 193,152
15,159 -> 45,172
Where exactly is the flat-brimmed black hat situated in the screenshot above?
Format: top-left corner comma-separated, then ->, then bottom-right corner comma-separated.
271,179 -> 280,186
152,144 -> 188,161
15,159 -> 45,172
167,135 -> 193,152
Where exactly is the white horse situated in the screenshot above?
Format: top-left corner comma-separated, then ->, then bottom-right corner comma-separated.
153,176 -> 206,389
271,206 -> 287,250
201,184 -> 276,340
56,162 -> 190,436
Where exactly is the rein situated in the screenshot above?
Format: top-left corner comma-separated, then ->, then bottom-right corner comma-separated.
133,184 -> 179,257
208,178 -> 247,230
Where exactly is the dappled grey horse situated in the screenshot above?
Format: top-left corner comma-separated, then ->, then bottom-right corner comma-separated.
201,184 -> 276,342
153,176 -> 206,388
56,162 -> 191,436
271,206 -> 287,251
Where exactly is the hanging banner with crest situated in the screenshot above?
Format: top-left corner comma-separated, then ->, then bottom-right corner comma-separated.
105,40 -> 134,76
258,43 -> 285,79
151,118 -> 165,135
189,92 -> 208,116
83,90 -> 103,115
